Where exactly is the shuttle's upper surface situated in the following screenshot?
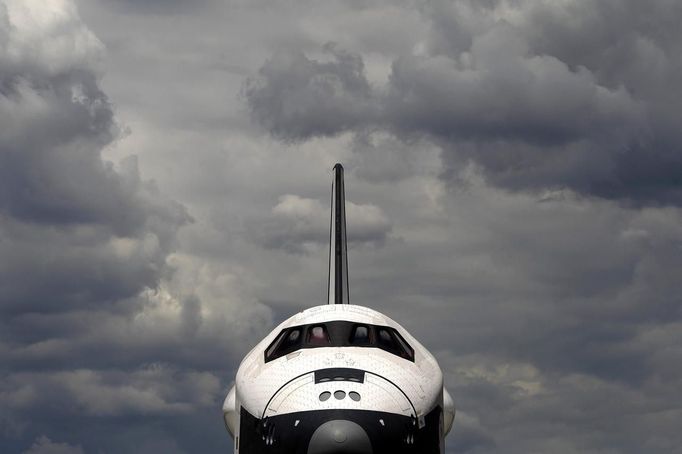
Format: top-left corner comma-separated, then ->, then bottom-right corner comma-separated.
223,164 -> 454,453
235,304 -> 444,421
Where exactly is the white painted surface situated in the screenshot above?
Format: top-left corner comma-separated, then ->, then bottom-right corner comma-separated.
225,304 -> 451,431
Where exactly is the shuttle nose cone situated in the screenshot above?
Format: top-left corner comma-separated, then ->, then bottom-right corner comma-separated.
307,420 -> 373,454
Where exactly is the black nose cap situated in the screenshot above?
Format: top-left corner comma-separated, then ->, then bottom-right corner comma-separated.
307,420 -> 373,454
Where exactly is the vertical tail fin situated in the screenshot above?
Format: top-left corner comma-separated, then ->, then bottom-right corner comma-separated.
328,163 -> 350,305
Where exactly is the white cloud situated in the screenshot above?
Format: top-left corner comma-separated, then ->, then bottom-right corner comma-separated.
23,436 -> 83,454
2,0 -> 103,74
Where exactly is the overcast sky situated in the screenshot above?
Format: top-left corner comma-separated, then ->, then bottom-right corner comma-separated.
2,0 -> 682,452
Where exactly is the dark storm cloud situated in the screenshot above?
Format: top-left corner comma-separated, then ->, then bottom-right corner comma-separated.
5,0 -> 682,452
1,366 -> 220,418
244,43 -> 378,141
0,55 -> 188,235
246,0 -> 682,206
0,2 -> 227,450
0,0 -> 190,319
1,363 -> 227,453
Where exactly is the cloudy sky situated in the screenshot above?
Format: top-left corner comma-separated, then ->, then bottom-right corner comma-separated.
2,0 -> 682,452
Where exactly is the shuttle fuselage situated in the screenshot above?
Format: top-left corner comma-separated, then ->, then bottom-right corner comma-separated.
223,164 -> 454,453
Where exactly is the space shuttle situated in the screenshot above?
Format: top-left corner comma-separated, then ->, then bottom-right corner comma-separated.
223,164 -> 455,453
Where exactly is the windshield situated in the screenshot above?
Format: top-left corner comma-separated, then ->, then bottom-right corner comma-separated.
264,321 -> 414,363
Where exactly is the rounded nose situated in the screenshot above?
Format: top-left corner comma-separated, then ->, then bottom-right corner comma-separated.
307,420 -> 373,454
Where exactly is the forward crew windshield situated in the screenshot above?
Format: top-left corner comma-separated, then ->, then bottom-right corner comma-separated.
264,321 -> 415,363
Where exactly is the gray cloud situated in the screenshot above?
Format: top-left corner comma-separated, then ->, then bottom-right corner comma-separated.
0,2 -> 235,451
245,0 -> 682,206
97,0 -> 213,15
4,0 -> 682,452
0,0 -> 191,320
180,294 -> 203,337
1,366 -> 220,418
386,26 -> 641,144
244,43 -> 378,141
339,180 -> 682,452
248,193 -> 391,253
348,131 -> 440,183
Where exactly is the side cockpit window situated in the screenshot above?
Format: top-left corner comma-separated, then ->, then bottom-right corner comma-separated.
391,329 -> 415,361
264,321 -> 415,363
264,327 -> 303,362
265,330 -> 287,360
377,328 -> 398,356
376,327 -> 415,361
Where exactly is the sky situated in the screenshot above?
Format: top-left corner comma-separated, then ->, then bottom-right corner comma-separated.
1,0 -> 681,452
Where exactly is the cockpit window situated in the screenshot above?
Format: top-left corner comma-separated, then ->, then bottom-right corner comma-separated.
374,327 -> 414,360
307,325 -> 330,345
264,327 -> 303,362
264,321 -> 415,363
377,328 -> 393,346
283,328 -> 302,349
265,330 -> 287,359
391,330 -> 415,361
350,324 -> 371,346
